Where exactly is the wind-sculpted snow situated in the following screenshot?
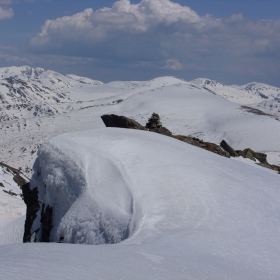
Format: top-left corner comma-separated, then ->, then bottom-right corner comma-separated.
3,127 -> 280,279
32,129 -> 136,244
31,128 -> 280,245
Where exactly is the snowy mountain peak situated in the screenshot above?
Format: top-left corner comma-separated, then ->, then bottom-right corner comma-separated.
190,78 -> 226,87
66,74 -> 103,85
0,66 -> 45,81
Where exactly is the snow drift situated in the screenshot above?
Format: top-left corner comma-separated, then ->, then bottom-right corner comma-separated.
28,128 -> 280,247
2,127 -> 280,279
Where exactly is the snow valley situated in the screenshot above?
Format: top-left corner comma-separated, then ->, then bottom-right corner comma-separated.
0,66 -> 280,279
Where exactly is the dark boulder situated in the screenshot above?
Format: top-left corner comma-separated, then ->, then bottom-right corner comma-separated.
242,149 -> 256,162
101,114 -> 145,130
152,127 -> 172,137
220,140 -> 238,157
40,204 -> 53,243
254,152 -> 268,165
22,182 -> 40,243
13,174 -> 27,188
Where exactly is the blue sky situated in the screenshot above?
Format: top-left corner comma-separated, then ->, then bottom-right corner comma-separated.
0,0 -> 280,86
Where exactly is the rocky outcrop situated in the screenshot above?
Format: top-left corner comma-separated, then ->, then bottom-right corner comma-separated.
145,113 -> 172,136
220,140 -> 238,157
101,114 -> 280,173
101,114 -> 229,158
101,114 -> 145,130
220,140 -> 278,172
175,136 -> 230,158
22,182 -> 40,242
146,113 -> 162,129
101,113 -> 172,137
0,162 -> 27,189
40,204 -> 53,243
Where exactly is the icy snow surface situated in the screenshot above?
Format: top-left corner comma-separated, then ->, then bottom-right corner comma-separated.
0,166 -> 25,244
1,128 -> 279,279
0,166 -> 25,224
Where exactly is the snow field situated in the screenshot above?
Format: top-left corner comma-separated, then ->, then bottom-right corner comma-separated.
1,128 -> 280,279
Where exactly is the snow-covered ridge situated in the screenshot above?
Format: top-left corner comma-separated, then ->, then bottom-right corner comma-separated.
28,128 -> 280,244
0,66 -> 105,121
15,127 -> 280,278
191,78 -> 280,116
1,66 -> 280,177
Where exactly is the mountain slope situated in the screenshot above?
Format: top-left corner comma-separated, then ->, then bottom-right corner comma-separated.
2,128 -> 280,279
191,78 -> 280,116
0,67 -> 280,176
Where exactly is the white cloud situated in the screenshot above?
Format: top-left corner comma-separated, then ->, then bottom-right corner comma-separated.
0,6 -> 13,19
29,0 -> 280,81
165,59 -> 183,70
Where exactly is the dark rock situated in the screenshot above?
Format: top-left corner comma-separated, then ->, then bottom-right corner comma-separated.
236,150 -> 243,156
220,140 -> 238,157
146,113 -> 162,129
22,182 -> 40,243
40,204 -> 53,243
254,152 -> 268,164
101,114 -> 145,130
13,174 -> 27,188
3,190 -> 17,196
100,114 -> 279,173
174,135 -> 230,158
145,113 -> 172,136
242,149 -> 256,162
152,127 -> 172,137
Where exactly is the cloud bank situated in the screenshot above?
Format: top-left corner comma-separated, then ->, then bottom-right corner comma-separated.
29,0 -> 280,82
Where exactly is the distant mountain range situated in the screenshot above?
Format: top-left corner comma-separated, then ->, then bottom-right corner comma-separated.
191,78 -> 280,117
0,66 -> 279,122
0,66 -> 279,177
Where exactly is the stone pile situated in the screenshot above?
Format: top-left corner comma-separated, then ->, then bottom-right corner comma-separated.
100,113 -> 280,174
146,113 -> 162,129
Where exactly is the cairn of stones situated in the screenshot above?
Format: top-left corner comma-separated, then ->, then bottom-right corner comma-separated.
146,113 -> 162,129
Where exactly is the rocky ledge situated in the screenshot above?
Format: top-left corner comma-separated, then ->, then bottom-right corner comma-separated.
101,113 -> 280,173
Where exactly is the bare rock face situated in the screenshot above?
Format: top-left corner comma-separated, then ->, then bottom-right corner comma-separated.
101,114 -> 145,130
22,182 -> 40,242
40,204 -> 53,243
22,181 -> 54,243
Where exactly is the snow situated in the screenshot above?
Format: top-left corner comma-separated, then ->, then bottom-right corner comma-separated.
1,73 -> 280,178
1,128 -> 280,279
0,166 -> 25,225
191,78 -> 280,116
0,66 -> 280,278
0,165 -> 25,245
0,216 -> 25,245
0,67 -> 279,176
